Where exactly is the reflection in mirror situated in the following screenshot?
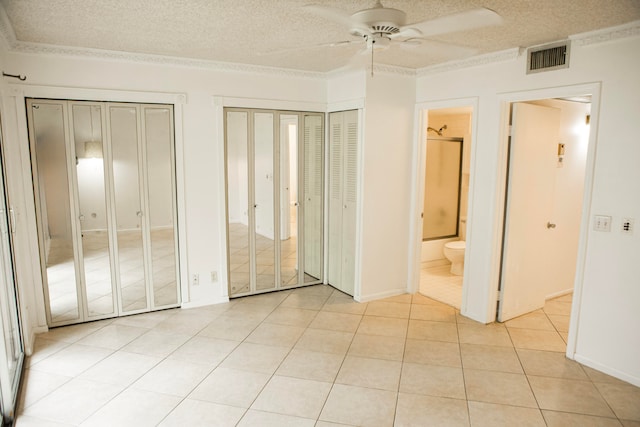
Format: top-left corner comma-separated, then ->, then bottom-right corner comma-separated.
31,102 -> 80,323
110,106 -> 148,312
303,114 -> 323,283
254,112 -> 275,291
423,137 -> 463,240
72,104 -> 114,317
144,107 -> 178,306
279,115 -> 298,286
226,111 -> 251,295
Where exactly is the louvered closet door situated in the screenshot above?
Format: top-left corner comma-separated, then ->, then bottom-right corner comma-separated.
303,114 -> 323,282
328,110 -> 358,296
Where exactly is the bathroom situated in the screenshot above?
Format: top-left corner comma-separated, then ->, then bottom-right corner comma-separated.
419,107 -> 472,309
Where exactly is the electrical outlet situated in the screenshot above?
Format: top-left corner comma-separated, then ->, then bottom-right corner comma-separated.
193,273 -> 199,286
593,215 -> 611,232
211,271 -> 218,282
621,218 -> 634,234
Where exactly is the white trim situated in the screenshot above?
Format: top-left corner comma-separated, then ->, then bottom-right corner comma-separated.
356,287 -> 406,303
570,20 -> 640,46
352,108 -> 366,301
492,82 -> 602,360
181,296 -> 229,310
327,99 -> 365,113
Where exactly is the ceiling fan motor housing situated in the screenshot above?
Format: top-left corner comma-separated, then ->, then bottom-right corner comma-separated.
350,6 -> 406,36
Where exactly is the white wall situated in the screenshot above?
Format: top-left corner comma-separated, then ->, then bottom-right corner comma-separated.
358,72 -> 416,301
416,34 -> 640,385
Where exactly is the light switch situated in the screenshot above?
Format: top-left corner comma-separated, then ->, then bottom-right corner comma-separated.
594,215 -> 611,232
621,218 -> 634,234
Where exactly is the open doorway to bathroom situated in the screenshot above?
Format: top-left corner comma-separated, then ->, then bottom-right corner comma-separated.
498,95 -> 592,352
418,106 -> 473,309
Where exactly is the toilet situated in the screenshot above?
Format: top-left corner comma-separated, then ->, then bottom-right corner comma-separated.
443,241 -> 466,275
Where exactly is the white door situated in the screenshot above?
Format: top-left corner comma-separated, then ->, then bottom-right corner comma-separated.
328,110 -> 358,296
498,103 -> 560,321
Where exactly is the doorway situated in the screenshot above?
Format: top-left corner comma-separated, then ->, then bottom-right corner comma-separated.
27,99 -> 181,327
498,96 -> 592,349
417,106 -> 473,310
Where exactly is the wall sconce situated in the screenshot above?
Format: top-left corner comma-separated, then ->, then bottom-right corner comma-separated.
84,140 -> 103,158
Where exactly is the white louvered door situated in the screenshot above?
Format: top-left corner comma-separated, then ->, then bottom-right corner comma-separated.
328,110 -> 358,296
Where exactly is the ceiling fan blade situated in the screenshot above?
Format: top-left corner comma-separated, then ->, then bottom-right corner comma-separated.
303,4 -> 371,35
258,39 -> 362,56
400,7 -> 503,38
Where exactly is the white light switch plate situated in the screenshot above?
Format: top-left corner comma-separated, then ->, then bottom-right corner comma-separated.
594,215 -> 611,232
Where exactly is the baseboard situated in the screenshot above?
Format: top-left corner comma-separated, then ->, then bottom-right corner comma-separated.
26,325 -> 49,356
545,288 -> 573,300
181,297 -> 229,309
573,354 -> 640,387
356,288 -> 407,303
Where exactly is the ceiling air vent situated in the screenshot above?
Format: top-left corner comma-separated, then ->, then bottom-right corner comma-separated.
526,41 -> 570,74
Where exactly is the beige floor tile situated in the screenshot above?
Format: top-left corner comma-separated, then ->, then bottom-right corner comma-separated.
113,310 -> 176,329
508,328 -> 567,352
621,420 -> 640,427
395,393 -> 469,427
197,314 -> 261,341
547,314 -> 570,332
595,382 -> 640,421
75,324 -> 148,350
458,323 -> 513,347
543,300 -> 573,315
223,301 -> 276,322
251,375 -> 332,419
309,311 -> 362,333
464,369 -> 537,408
357,316 -> 408,338
220,342 -> 290,374
13,414 -> 73,426
189,367 -> 271,408
408,319 -> 458,342
153,311 -> 216,336
528,375 -> 615,417
17,369 -> 71,411
582,366 -> 633,385
468,401 -> 545,427
21,378 -> 124,425
78,351 -> 161,386
276,349 -> 344,382
281,293 -> 330,310
294,328 -> 354,355
28,344 -> 113,377
380,294 -> 413,304
132,358 -> 213,397
159,399 -> 246,426
293,285 -> 335,297
412,293 -> 450,306
37,320 -> 112,344
263,306 -> 318,327
80,387 -> 181,427
542,410 -> 623,427
460,343 -> 523,373
320,384 -> 397,426
410,304 -> 456,322
505,310 -> 555,331
167,336 -> 239,367
336,356 -> 402,391
315,421 -> 358,427
24,338 -> 70,367
245,322 -> 305,348
400,362 -> 465,399
365,301 -> 411,319
322,295 -> 367,315
237,409 -> 315,427
121,330 -> 191,358
516,348 -> 587,380
404,339 -> 461,367
348,334 -> 405,361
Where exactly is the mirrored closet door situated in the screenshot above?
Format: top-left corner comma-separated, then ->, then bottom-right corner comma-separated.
225,108 -> 324,297
27,99 -> 180,327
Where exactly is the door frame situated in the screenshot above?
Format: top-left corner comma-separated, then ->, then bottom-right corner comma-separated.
408,97 -> 479,316
492,83 -> 602,358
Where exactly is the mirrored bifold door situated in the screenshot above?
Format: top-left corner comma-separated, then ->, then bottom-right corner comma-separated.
27,99 -> 180,327
225,109 -> 324,297
0,120 -> 24,422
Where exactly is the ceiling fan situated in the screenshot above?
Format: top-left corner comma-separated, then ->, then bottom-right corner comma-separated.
303,0 -> 503,74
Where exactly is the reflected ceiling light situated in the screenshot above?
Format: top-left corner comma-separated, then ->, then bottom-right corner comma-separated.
84,106 -> 103,158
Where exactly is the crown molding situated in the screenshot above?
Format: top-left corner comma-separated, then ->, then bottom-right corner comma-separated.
570,20 -> 640,46
416,48 -> 521,77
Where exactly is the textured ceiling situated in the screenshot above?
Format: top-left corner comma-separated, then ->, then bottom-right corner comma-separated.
1,0 -> 639,72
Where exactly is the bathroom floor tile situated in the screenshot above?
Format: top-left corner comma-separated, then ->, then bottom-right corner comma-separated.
251,375 -> 332,419
458,323 -> 513,347
237,410 -> 315,427
505,310 -> 555,331
468,401 -> 545,427
364,301 -> 411,319
408,319 -> 458,342
508,328 -> 567,352
395,393 -> 469,427
319,384 -> 397,426
460,343 -> 523,373
348,334 -> 406,361
516,348 -> 588,380
356,315 -> 407,337
276,349 -> 344,382
528,375 -> 615,417
464,369 -> 537,408
409,304 -> 457,323
294,328 -> 354,355
220,342 -> 290,374
542,410 -> 624,427
189,367 -> 271,408
595,381 -> 640,421
336,356 -> 402,391
308,311 -> 362,333
404,339 -> 461,367
159,399 -> 246,427
400,362 -> 465,399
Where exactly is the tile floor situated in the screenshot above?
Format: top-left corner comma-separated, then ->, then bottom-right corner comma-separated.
420,263 -> 463,309
16,286 -> 640,426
